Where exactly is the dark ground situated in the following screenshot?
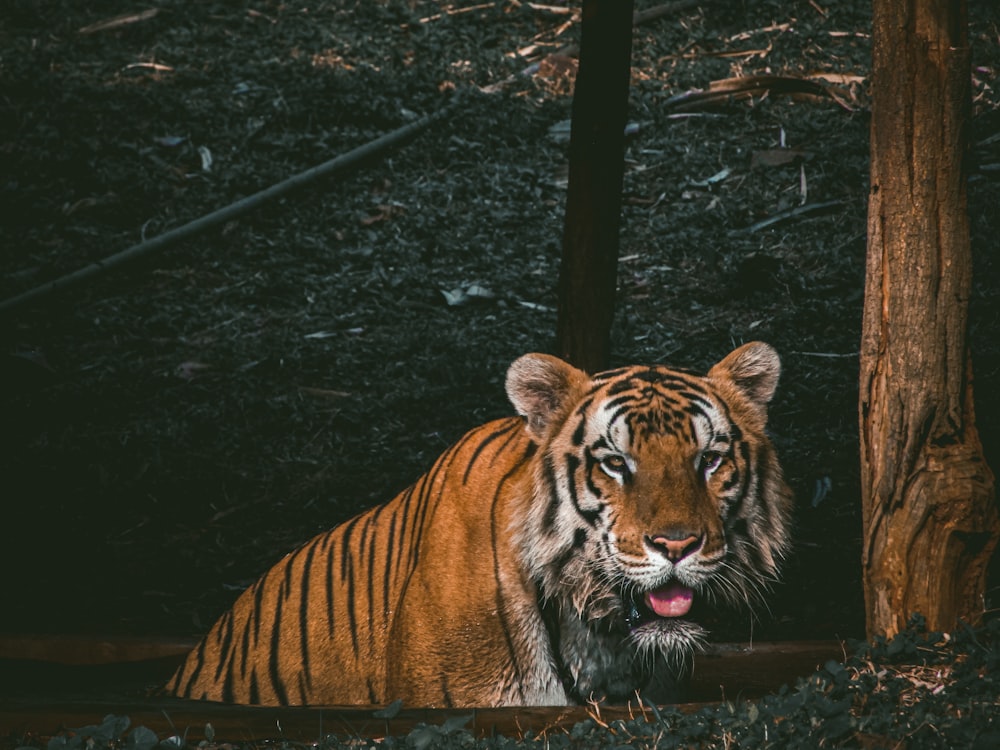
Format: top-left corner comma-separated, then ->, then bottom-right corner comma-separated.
1,0 -> 998,655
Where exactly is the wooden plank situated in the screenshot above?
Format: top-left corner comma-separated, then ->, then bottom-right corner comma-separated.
0,634 -> 195,665
0,637 -> 843,739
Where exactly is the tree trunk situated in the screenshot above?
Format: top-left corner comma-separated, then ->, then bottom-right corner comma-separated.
860,0 -> 998,639
555,0 -> 634,372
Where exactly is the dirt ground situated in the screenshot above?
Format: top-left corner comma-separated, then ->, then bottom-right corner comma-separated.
1,0 -> 998,652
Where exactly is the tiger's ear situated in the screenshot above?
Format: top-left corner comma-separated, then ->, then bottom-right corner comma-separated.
506,354 -> 588,438
708,341 -> 781,407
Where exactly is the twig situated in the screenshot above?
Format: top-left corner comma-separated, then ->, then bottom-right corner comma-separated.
739,199 -> 843,233
123,62 -> 174,73
526,3 -> 574,16
78,8 -> 159,35
725,22 -> 792,43
416,3 -> 494,24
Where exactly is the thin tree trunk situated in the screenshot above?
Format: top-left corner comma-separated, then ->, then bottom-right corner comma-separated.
555,0 -> 634,372
860,0 -> 998,639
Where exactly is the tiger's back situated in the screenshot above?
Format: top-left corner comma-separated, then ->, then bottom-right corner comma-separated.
166,417 -> 542,706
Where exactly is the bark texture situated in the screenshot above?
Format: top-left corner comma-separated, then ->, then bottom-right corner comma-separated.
555,0 -> 634,372
860,0 -> 998,639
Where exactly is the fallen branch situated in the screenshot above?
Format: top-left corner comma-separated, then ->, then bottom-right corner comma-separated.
665,74 -> 854,112
0,104 -> 455,316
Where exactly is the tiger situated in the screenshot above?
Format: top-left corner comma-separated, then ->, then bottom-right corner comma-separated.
166,341 -> 792,707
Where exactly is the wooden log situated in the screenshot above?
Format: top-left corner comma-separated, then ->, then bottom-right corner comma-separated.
0,635 -> 841,740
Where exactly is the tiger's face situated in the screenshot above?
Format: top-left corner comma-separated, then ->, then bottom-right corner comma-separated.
507,342 -> 792,693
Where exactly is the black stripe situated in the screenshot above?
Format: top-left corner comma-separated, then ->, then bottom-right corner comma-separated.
440,674 -> 454,708
604,394 -> 640,419
179,620 -> 211,693
238,605 -> 253,683
221,654 -> 236,703
394,486 -> 417,577
491,419 -> 528,464
407,475 -> 435,564
222,608 -> 245,692
726,441 -> 753,514
249,668 -> 260,705
340,515 -> 361,582
583,450 -> 604,498
366,518 -> 378,651
336,515 -> 362,655
297,671 -> 308,704
213,606 -> 236,683
250,575 -> 266,646
565,452 -> 601,526
755,448 -> 781,532
570,398 -> 593,444
541,454 -> 561,532
593,367 -> 630,382
547,528 -> 588,574
463,420 -> 521,483
345,546 -> 358,653
282,545 -> 300,591
652,372 -> 704,389
382,508 -> 397,623
441,425 -> 489,484
722,462 -> 741,492
489,455 -> 538,694
298,538 -> 319,688
320,531 -> 336,636
268,576 -> 290,705
678,392 -> 713,412
535,591 -> 581,703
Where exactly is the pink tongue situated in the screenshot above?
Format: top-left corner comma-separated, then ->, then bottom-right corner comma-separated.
646,582 -> 694,618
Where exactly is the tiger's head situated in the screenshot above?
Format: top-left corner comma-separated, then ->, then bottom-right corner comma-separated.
506,342 -> 792,696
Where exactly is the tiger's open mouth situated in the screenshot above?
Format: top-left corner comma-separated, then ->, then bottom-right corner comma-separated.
624,581 -> 694,631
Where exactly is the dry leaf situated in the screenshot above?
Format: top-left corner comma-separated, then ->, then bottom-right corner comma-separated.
751,148 -> 813,168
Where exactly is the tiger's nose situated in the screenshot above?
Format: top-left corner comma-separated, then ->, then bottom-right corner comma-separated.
647,533 -> 703,562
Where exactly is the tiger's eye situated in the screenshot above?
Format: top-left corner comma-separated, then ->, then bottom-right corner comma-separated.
600,454 -> 629,478
700,451 -> 724,476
